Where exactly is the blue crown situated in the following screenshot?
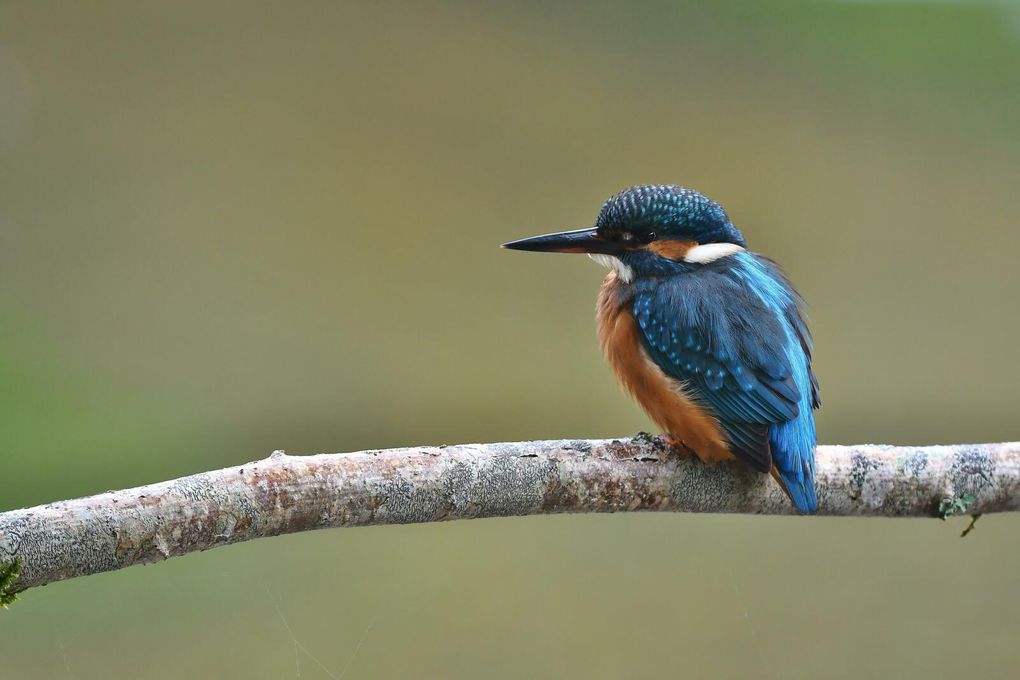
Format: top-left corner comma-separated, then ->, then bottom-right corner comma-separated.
596,185 -> 745,246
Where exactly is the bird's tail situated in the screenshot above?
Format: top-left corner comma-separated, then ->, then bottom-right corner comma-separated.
770,463 -> 817,514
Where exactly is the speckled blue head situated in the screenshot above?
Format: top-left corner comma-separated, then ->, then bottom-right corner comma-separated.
595,185 -> 746,247
502,184 -> 748,281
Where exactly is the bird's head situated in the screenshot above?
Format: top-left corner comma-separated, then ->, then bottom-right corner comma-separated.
503,185 -> 746,282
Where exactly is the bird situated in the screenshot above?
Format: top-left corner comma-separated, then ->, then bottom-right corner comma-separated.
503,184 -> 820,513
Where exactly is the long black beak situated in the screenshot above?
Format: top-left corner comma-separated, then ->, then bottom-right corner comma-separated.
501,227 -> 623,255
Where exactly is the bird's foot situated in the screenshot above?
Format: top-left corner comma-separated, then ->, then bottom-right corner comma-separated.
655,434 -> 697,458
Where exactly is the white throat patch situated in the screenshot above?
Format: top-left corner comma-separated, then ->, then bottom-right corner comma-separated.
684,243 -> 745,264
588,254 -> 634,283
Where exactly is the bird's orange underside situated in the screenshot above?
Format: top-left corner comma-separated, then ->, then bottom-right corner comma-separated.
596,272 -> 734,464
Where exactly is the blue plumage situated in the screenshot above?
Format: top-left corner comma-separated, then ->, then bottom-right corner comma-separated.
629,252 -> 818,513
731,253 -> 818,512
504,184 -> 820,513
596,184 -> 746,247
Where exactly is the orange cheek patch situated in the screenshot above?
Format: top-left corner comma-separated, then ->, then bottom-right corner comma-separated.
647,239 -> 696,261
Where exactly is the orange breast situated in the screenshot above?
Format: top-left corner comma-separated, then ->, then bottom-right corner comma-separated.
596,273 -> 734,464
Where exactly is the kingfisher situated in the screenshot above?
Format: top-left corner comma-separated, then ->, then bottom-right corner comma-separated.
503,185 -> 820,513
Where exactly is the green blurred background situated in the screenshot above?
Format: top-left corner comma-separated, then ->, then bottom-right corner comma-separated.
2,1 -> 1019,677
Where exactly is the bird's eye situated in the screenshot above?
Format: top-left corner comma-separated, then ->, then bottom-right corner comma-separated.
643,231 -> 657,243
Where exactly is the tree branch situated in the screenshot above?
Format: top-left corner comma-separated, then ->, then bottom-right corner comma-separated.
2,438 -> 1018,595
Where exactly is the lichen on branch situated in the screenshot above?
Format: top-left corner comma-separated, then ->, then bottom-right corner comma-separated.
1,438 -> 1018,598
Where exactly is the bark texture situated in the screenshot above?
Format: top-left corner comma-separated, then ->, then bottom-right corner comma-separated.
2,438 -> 1018,593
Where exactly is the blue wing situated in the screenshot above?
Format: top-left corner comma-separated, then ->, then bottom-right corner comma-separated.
759,256 -> 820,410
631,256 -> 813,473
